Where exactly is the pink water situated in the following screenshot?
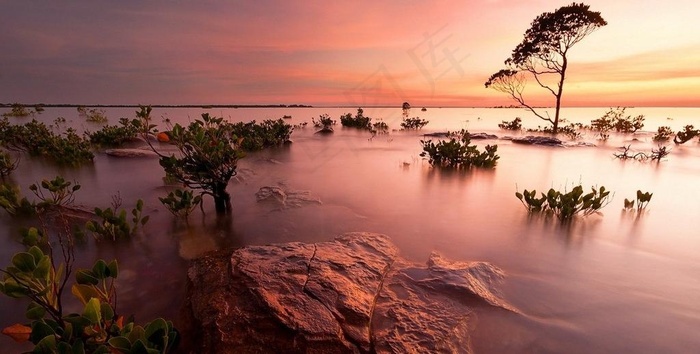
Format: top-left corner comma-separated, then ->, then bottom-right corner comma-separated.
1,106 -> 699,353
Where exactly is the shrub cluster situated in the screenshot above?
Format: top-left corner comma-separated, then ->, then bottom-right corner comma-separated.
420,129 -> 499,168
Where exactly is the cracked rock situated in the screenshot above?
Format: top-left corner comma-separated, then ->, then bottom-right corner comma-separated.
183,232 -> 518,354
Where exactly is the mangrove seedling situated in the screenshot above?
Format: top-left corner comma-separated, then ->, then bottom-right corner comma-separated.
85,199 -> 149,241
0,150 -> 19,177
159,188 -> 202,219
516,185 -> 612,220
652,126 -> 674,142
340,108 -> 372,129
28,176 -> 80,211
498,117 -> 522,131
77,106 -> 108,123
85,117 -> 143,147
624,190 -> 652,212
420,129 -> 499,168
400,117 -> 429,130
673,125 -> 699,144
0,183 -> 36,216
311,114 -> 336,131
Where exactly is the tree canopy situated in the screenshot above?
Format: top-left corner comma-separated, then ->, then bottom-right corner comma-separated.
485,3 -> 607,134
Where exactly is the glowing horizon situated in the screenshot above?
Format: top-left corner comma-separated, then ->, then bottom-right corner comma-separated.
1,1 -> 699,107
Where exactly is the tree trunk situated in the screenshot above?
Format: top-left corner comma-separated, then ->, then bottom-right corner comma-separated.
554,56 -> 569,135
213,182 -> 231,213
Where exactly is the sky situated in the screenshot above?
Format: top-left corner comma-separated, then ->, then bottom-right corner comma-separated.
1,0 -> 699,107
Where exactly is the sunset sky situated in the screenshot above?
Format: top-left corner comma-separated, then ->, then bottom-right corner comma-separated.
1,0 -> 698,107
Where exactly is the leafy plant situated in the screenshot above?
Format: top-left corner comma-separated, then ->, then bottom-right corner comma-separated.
400,117 -> 429,130
138,106 -> 244,213
85,118 -> 143,147
0,118 -> 94,165
0,150 -> 19,177
673,125 -> 699,144
28,176 -> 81,211
420,129 -> 499,168
230,118 -> 293,151
0,183 -> 36,216
2,103 -> 35,118
77,106 -> 108,123
371,121 -> 389,134
85,199 -> 149,241
159,188 -> 202,219
528,121 -> 582,139
311,114 -> 336,130
340,108 -> 372,129
0,228 -> 178,353
498,117 -> 522,131
652,126 -> 674,142
624,190 -> 652,212
516,185 -> 612,220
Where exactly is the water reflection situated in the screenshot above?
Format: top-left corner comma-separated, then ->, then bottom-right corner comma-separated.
2,107 -> 700,352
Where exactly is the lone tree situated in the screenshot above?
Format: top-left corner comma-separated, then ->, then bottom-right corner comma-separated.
485,3 -> 606,134
137,106 -> 244,213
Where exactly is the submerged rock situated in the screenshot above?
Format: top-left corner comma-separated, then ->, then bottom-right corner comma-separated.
183,232 -> 517,354
104,148 -> 159,158
255,184 -> 322,209
510,135 -> 563,146
469,132 -> 498,140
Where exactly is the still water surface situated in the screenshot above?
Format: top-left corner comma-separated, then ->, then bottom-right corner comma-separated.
1,106 -> 699,353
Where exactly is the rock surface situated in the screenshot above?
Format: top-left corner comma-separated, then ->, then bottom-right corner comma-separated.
509,135 -> 564,146
184,232 -> 517,354
104,148 -> 159,158
255,184 -> 322,209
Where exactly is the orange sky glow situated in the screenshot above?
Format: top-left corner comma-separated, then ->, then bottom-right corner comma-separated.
1,0 -> 698,107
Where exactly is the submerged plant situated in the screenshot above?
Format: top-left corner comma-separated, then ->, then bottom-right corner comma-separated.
516,185 -> 612,220
0,150 -> 19,177
614,145 -> 670,162
0,118 -> 93,165
230,118 -> 293,151
400,117 -> 429,130
28,176 -> 81,211
420,129 -> 499,168
311,114 -> 336,131
498,117 -> 522,131
2,103 -> 35,118
138,106 -> 244,213
673,125 -> 699,144
624,190 -> 652,212
85,199 -> 149,241
159,188 -> 202,219
340,108 -> 372,129
85,117 -> 143,147
0,183 -> 36,216
77,106 -> 108,123
652,126 -> 674,142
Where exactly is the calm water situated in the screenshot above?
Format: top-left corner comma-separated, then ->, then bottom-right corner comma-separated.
1,106 -> 700,353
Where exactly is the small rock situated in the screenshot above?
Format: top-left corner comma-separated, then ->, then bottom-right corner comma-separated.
511,135 -> 563,146
104,148 -> 159,158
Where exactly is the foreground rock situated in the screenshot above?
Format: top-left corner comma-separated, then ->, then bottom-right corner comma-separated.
184,232 -> 517,353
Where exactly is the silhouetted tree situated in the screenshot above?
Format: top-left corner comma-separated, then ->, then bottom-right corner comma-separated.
485,3 -> 606,134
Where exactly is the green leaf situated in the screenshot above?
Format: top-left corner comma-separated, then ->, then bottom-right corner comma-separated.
12,252 -> 37,272
75,269 -> 99,285
33,255 -> 51,280
92,259 -> 109,279
100,302 -> 115,322
30,321 -> 56,345
82,298 -> 102,324
108,336 -> 132,351
71,284 -> 100,305
26,302 -> 47,320
107,260 -> 119,279
34,333 -> 58,352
